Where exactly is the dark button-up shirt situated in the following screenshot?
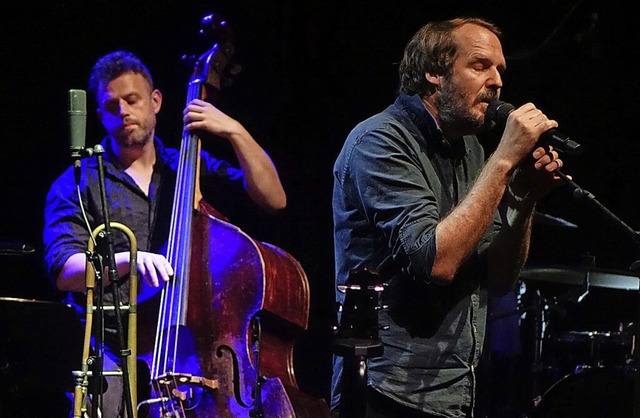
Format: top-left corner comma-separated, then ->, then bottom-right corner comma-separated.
43,137 -> 244,338
332,94 -> 501,417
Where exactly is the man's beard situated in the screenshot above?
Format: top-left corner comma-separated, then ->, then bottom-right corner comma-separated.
115,123 -> 152,149
436,79 -> 496,135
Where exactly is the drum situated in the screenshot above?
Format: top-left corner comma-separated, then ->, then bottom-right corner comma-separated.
531,367 -> 635,418
554,330 -> 633,373
518,268 -> 637,384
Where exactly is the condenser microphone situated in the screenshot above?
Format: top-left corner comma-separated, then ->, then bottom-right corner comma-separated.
486,100 -> 582,156
68,89 -> 87,159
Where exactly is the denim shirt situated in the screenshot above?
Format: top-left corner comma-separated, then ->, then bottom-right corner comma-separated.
332,94 -> 501,417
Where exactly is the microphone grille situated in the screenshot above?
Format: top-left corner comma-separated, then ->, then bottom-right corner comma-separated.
68,89 -> 87,114
486,100 -> 515,124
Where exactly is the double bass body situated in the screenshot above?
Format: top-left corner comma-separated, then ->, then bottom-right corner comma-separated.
138,201 -> 327,417
135,13 -> 330,416
196,200 -> 325,417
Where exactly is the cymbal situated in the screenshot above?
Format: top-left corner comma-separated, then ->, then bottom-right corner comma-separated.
519,266 -> 639,290
533,212 -> 578,229
0,241 -> 35,256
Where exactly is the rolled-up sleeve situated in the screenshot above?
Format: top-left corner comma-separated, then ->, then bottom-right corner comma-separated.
43,167 -> 93,283
340,123 -> 441,280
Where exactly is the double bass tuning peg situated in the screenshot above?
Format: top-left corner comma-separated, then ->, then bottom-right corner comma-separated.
181,54 -> 197,67
200,13 -> 228,34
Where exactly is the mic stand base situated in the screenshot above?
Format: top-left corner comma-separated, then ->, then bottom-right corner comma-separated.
333,338 -> 384,418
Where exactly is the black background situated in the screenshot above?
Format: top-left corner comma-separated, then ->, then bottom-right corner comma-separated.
2,0 -> 640,404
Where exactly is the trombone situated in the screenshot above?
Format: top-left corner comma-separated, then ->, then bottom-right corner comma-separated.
73,222 -> 138,418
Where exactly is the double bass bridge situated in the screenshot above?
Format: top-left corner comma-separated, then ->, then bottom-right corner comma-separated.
148,372 -> 219,414
155,371 -> 219,393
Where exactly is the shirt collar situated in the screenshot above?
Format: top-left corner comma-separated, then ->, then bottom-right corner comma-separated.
395,94 -> 468,158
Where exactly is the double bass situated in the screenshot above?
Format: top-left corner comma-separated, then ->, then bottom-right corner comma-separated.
138,13 -> 331,418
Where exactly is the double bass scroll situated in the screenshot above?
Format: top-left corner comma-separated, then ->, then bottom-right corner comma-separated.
138,12 -> 330,417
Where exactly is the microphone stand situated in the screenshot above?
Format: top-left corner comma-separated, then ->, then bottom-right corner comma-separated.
91,144 -> 136,418
74,145 -> 136,418
555,171 -> 640,243
71,149 -> 106,417
333,269 -> 386,418
554,170 -> 640,416
333,329 -> 384,418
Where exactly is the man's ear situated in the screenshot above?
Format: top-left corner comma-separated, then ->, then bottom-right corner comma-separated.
151,89 -> 162,114
425,71 -> 440,88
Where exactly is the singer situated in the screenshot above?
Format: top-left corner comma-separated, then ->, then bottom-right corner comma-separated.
331,17 -> 565,418
43,50 -> 286,418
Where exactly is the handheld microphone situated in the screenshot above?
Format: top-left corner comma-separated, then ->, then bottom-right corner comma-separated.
487,100 -> 589,198
68,89 -> 87,159
486,100 -> 582,156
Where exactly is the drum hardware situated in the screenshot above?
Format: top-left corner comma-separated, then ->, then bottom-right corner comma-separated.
555,329 -> 634,372
520,269 -> 636,381
516,262 -> 637,414
515,286 -> 551,405
491,284 -> 578,409
525,172 -> 640,417
530,367 -> 635,418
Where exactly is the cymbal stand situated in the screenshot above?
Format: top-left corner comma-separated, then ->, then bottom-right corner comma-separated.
529,289 -> 545,405
555,171 -> 640,416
